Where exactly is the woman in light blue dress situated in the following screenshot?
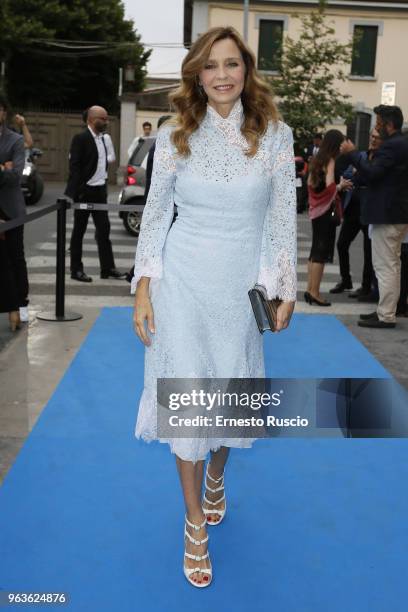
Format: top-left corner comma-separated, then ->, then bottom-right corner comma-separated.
132,26 -> 297,587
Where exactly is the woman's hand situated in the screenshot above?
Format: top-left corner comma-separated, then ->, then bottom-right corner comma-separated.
134,279 -> 155,346
274,301 -> 295,333
338,176 -> 353,192
340,138 -> 356,155
0,161 -> 13,171
14,114 -> 26,128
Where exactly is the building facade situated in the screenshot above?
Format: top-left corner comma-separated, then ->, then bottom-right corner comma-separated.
184,0 -> 408,147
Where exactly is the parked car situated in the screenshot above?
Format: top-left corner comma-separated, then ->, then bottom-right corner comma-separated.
22,147 -> 44,206
119,136 -> 155,236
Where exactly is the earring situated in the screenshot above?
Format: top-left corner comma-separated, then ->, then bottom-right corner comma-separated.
198,83 -> 206,98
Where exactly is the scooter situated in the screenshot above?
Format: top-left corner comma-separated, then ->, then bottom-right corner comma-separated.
22,148 -> 44,206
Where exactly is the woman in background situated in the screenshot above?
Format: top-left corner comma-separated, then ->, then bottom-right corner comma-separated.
305,130 -> 352,306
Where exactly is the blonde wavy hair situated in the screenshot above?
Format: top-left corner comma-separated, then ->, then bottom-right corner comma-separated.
169,26 -> 280,158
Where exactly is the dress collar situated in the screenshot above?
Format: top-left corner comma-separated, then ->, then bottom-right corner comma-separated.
205,97 -> 244,129
204,98 -> 248,150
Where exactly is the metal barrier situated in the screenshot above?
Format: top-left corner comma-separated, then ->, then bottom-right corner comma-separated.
73,203 -> 145,212
0,202 -> 60,233
1,198 -> 146,323
36,199 -> 82,322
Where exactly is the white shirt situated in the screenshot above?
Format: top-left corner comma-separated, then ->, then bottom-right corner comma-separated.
87,126 -> 108,186
103,133 -> 116,163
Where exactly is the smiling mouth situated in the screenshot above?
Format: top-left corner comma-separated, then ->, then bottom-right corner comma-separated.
214,85 -> 234,91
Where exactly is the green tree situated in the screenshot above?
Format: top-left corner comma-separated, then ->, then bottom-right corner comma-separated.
270,0 -> 354,153
0,0 -> 150,111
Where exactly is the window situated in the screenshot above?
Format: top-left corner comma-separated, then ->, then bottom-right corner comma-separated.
258,19 -> 284,72
129,138 -> 154,165
347,112 -> 372,151
351,25 -> 378,77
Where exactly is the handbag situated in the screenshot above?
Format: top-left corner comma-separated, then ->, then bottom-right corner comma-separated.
329,195 -> 341,227
248,284 -> 282,334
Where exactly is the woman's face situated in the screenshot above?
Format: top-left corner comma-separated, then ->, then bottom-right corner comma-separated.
198,38 -> 246,117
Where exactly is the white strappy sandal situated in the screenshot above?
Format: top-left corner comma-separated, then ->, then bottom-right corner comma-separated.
202,464 -> 226,525
183,515 -> 212,588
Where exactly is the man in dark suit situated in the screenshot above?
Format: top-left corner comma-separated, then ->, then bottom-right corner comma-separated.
341,105 -> 408,328
65,105 -> 124,282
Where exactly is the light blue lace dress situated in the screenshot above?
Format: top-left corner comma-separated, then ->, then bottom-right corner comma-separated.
132,98 -> 297,462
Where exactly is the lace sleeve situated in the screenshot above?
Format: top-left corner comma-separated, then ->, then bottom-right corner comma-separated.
257,122 -> 297,301
131,126 -> 176,292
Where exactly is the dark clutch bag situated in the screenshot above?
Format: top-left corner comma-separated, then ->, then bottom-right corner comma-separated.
329,202 -> 341,227
248,284 -> 282,334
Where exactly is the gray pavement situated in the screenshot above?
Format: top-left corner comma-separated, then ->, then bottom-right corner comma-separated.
0,182 -> 407,483
0,306 -> 99,483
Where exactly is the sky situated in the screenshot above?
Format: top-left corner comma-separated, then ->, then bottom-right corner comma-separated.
124,0 -> 188,77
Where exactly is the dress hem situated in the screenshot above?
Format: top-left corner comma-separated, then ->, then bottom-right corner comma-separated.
135,430 -> 257,464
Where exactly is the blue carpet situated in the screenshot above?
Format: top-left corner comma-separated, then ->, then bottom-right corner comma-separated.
0,309 -> 407,611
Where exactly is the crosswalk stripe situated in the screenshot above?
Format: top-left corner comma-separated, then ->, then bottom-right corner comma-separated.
65,216 -> 308,230
35,242 -> 313,259
26,257 -> 341,275
294,302 -> 373,315
28,273 -> 131,287
27,255 -> 134,268
298,281 -> 344,292
65,224 -> 127,232
50,233 -> 137,244
51,236 -> 312,250
26,256 -> 339,274
66,215 -> 125,222
65,216 -> 126,223
27,274 -> 350,295
297,264 -> 338,275
36,242 -> 137,254
62,225 -> 312,243
29,295 -> 134,308
63,225 -> 132,233
66,223 -> 311,238
66,214 -> 125,222
27,294 -> 373,314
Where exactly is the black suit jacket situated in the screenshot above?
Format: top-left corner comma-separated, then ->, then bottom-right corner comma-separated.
65,129 -> 107,200
0,127 -> 25,219
348,131 -> 408,224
